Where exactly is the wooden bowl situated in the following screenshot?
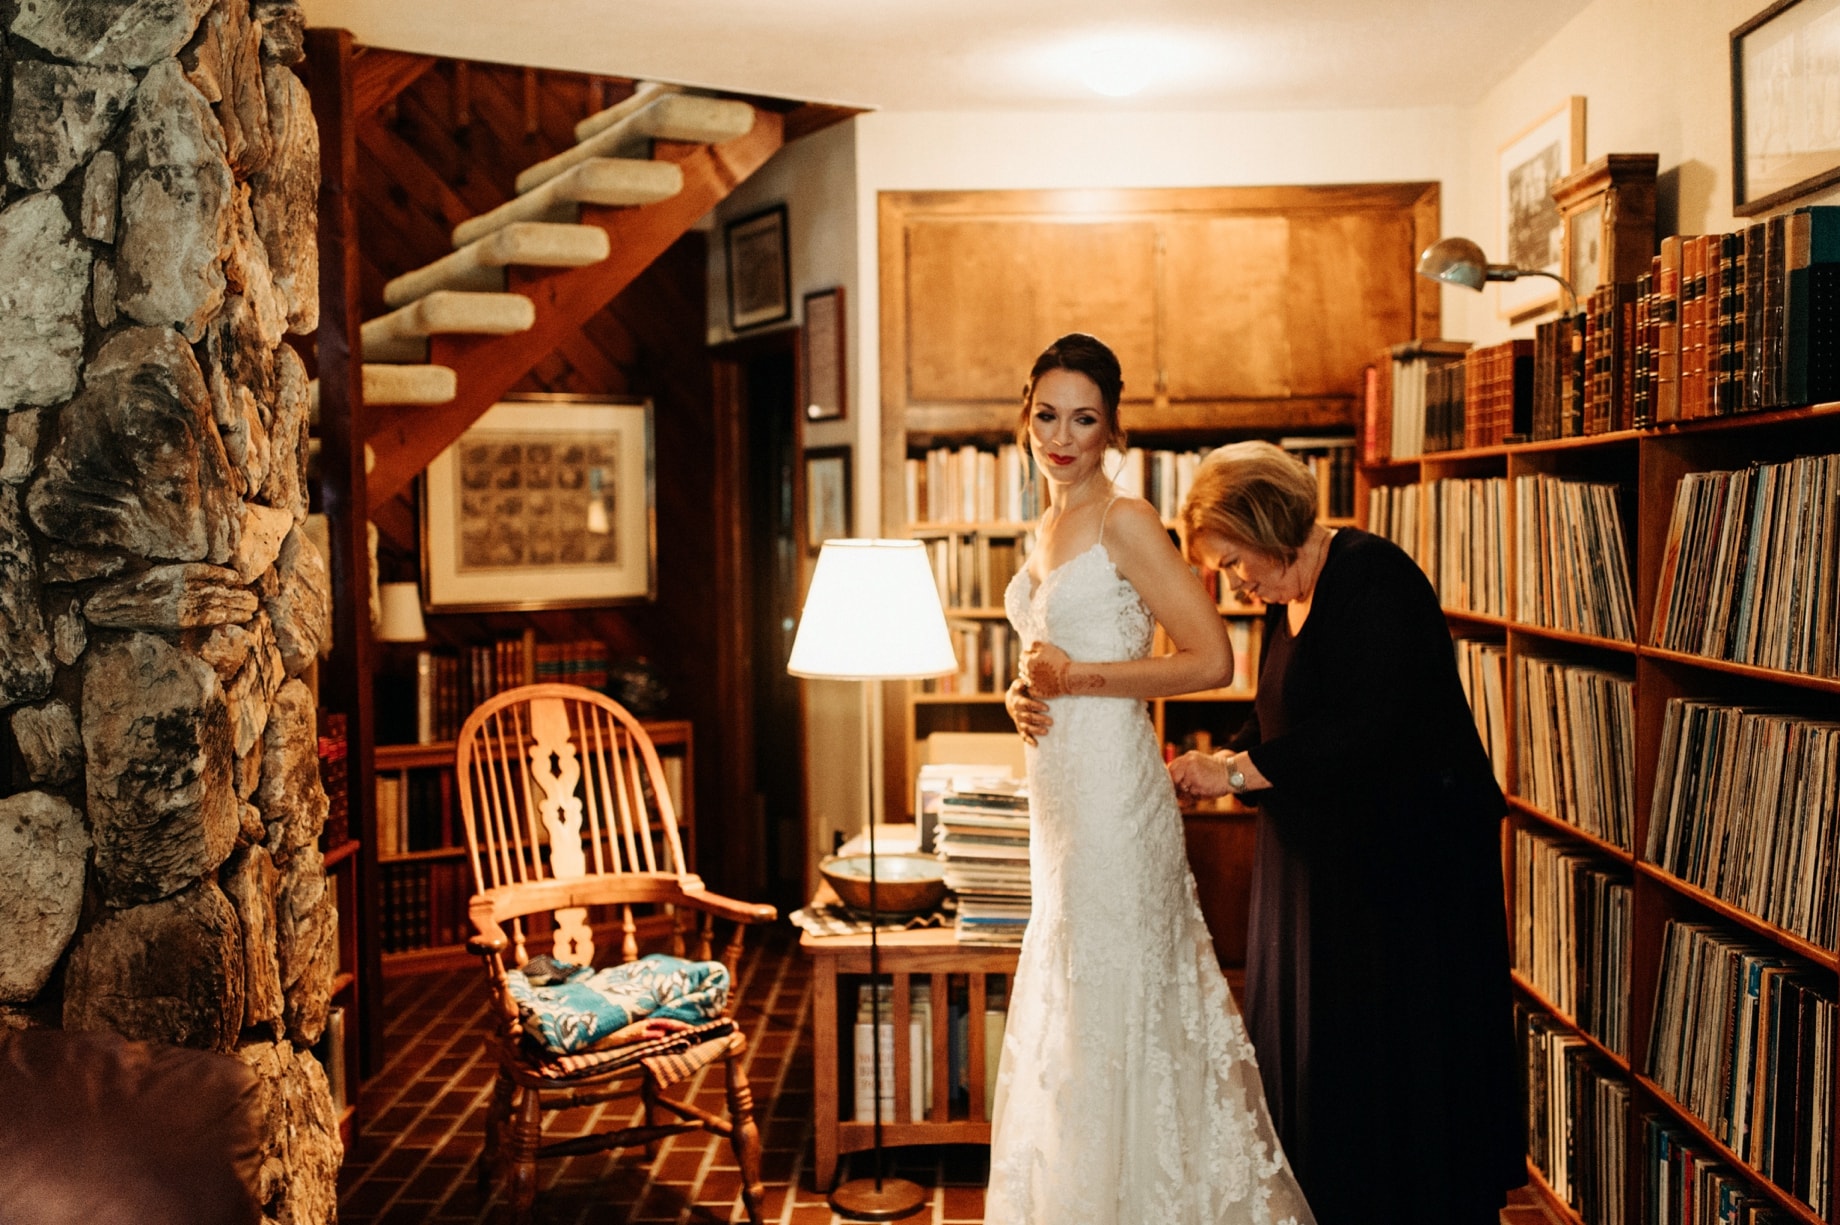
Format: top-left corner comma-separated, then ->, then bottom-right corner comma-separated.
819,853 -> 948,916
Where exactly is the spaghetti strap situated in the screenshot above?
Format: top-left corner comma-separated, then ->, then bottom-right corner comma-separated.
1097,495 -> 1120,547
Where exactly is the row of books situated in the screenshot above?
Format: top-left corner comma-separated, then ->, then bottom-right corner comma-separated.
1453,636 -> 1507,790
1646,920 -> 1835,1217
921,531 -> 1032,611
1644,699 -> 1840,951
1645,1116 -> 1791,1225
373,766 -> 459,858
1423,476 -> 1507,616
905,444 -> 1042,525
920,620 -> 1019,696
1651,451 -> 1840,680
1520,1003 -> 1629,1225
1370,338 -> 1472,460
391,634 -> 613,745
1274,436 -> 1357,521
935,783 -> 1030,946
377,858 -> 471,954
1513,473 -> 1637,641
1513,655 -> 1636,852
1366,482 -> 1425,570
850,980 -> 1008,1122
1110,446 -> 1214,521
1513,827 -> 1631,1058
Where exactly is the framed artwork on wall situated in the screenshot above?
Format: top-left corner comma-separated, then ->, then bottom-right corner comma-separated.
804,446 -> 852,554
802,286 -> 846,422
1732,0 -> 1840,215
726,203 -> 791,331
421,395 -> 656,611
1497,96 -> 1587,320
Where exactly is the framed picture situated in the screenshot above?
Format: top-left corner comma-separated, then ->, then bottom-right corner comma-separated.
802,286 -> 846,422
1497,97 -> 1586,319
726,204 -> 791,331
1732,0 -> 1840,215
421,395 -> 655,611
804,446 -> 852,554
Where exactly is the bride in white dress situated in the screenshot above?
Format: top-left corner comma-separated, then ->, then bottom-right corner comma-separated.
986,334 -> 1313,1225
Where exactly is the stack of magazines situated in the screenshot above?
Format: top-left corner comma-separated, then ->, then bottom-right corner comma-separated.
935,781 -> 1031,945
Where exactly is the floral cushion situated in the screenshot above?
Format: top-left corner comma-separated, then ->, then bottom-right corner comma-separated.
506,953 -> 730,1055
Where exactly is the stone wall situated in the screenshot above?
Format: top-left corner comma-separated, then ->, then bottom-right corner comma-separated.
0,1 -> 337,1220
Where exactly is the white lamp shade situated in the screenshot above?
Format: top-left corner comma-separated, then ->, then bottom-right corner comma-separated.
375,581 -> 428,643
788,539 -> 957,681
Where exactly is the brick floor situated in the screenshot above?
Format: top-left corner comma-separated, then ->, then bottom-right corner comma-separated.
336,925 -> 1562,1225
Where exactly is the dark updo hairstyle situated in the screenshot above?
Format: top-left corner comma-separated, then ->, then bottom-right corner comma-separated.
1015,332 -> 1127,453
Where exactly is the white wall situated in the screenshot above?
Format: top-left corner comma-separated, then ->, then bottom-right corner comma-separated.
1449,0 -> 1840,345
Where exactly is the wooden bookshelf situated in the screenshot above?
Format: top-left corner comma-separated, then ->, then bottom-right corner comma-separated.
1363,398 -> 1840,1225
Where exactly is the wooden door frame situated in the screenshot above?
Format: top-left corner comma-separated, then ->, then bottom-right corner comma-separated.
710,328 -> 808,900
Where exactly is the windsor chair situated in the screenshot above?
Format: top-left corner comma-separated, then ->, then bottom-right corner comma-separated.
456,684 -> 776,1224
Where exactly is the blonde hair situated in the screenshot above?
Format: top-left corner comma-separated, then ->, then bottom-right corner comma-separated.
1179,441 -> 1318,566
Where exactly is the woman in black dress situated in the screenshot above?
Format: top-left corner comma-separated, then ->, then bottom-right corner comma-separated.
1162,440 -> 1524,1225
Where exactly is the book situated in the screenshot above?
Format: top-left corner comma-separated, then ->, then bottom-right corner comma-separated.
853,981 -> 931,1123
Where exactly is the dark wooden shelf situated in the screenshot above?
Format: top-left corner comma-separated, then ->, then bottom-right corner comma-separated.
377,846 -> 468,865
1443,607 -> 1509,627
1521,1159 -> 1588,1225
1632,861 -> 1840,973
323,838 -> 361,868
1511,971 -> 1631,1072
1508,622 -> 1639,654
1637,644 -> 1840,696
1506,798 -> 1634,862
1634,1073 -> 1829,1225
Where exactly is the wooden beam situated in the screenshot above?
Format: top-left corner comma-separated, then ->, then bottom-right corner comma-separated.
305,26 -> 384,1086
364,109 -> 785,510
349,46 -> 436,120
901,396 -> 1356,442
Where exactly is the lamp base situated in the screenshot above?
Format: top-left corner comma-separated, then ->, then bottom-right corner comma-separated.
829,1176 -> 928,1220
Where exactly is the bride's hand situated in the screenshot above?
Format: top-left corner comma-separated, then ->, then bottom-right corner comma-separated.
1019,642 -> 1074,699
1168,750 -> 1233,801
1005,678 -> 1051,746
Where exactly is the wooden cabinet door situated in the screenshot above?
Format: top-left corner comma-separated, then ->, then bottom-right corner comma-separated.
1282,211 -> 1420,397
1161,215 -> 1294,401
903,219 -> 1159,406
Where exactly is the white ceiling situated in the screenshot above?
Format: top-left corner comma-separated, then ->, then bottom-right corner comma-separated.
300,0 -> 1594,113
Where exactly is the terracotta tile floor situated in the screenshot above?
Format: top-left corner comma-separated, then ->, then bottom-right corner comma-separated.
336,925 -> 1561,1225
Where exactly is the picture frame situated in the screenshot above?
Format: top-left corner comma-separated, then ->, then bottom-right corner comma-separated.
803,446 -> 852,554
1497,97 -> 1587,320
726,203 -> 791,331
1731,0 -> 1840,216
802,286 -> 846,422
421,395 -> 656,611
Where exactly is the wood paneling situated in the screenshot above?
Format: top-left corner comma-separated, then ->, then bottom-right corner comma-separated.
904,220 -> 1158,406
1162,215 -> 1292,400
1283,211 -> 1420,396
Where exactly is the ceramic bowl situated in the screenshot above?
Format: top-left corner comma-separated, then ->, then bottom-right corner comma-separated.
819,852 -> 948,916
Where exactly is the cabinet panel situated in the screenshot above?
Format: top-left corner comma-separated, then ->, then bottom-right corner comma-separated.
1161,215 -> 1293,400
905,220 -> 1158,405
1285,212 -> 1419,397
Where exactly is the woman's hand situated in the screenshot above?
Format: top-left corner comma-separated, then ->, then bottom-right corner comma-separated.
1005,678 -> 1052,746
1168,750 -> 1233,801
1019,641 -> 1077,699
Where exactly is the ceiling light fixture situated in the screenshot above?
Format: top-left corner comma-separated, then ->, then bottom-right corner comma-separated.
1075,37 -> 1160,97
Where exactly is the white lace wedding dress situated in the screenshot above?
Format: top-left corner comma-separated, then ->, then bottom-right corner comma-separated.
986,531 -> 1314,1225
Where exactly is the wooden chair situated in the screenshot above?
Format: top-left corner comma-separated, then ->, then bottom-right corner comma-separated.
455,683 -> 777,1224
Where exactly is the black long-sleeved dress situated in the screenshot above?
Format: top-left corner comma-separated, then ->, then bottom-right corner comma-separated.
1232,528 -> 1524,1225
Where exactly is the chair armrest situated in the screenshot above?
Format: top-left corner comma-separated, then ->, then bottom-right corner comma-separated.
468,896 -> 510,956
678,881 -> 777,925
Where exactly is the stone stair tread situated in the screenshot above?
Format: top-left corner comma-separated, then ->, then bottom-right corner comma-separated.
384,223 -> 610,307
307,364 -> 458,423
514,93 -> 754,195
360,291 -> 535,363
573,80 -> 675,142
449,158 -> 682,249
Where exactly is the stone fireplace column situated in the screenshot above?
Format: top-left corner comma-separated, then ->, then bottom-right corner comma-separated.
0,1 -> 337,1221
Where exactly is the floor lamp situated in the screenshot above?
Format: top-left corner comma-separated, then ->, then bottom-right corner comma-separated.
788,539 -> 956,1221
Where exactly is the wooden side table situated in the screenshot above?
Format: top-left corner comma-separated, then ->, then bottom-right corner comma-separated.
801,925 -> 1020,1190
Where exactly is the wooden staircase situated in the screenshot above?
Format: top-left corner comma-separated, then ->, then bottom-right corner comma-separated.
317,73 -> 785,512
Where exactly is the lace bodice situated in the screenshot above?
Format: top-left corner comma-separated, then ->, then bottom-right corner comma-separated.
986,526 -> 1314,1225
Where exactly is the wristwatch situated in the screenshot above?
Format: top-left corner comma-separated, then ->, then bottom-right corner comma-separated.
1224,752 -> 1247,793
